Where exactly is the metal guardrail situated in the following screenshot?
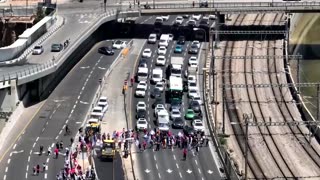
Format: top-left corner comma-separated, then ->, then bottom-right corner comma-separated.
146,1 -> 320,9
0,9 -> 125,83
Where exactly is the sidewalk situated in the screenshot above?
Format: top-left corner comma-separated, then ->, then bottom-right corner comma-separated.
98,39 -> 145,180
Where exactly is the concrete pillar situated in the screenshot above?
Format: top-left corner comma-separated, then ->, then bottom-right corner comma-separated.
10,79 -> 19,111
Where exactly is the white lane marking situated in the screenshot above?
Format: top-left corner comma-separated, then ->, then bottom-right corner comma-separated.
4,175 -> 6,180
44,173 -> 47,179
82,86 -> 85,91
28,156 -> 30,162
51,143 -> 55,148
176,163 -> 179,169
73,104 -> 76,109
13,144 -> 17,150
154,155 -> 156,161
36,137 -> 39,142
156,164 -> 158,170
42,128 -> 45,132
46,158 -> 50,163
173,155 -> 176,160
62,125 -> 66,130
179,172 -> 182,178
5,167 -> 8,172
66,120 -> 69,123
7,159 -> 10,164
29,150 -> 32,155
25,172 -> 27,179
195,159 -> 198,165
26,165 -> 29,171
32,142 -> 36,148
71,109 -> 74,114
9,153 -> 12,157
55,135 -> 59,140
198,168 -> 201,173
158,173 -> 161,179
78,95 -> 80,99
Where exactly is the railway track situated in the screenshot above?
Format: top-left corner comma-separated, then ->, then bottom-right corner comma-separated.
219,13 -> 320,179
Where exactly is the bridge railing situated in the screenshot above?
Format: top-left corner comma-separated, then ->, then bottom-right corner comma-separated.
0,9 -> 123,83
146,1 -> 320,9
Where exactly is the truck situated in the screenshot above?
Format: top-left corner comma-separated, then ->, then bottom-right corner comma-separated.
169,56 -> 184,77
157,110 -> 170,132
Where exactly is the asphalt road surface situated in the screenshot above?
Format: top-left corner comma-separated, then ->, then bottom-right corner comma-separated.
130,15 -> 221,180
0,40 -> 123,179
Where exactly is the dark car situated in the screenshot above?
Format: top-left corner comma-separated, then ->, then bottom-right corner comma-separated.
172,117 -> 185,129
170,100 -> 181,111
189,100 -> 201,113
183,125 -> 195,136
177,36 -> 185,45
151,88 -> 162,98
199,19 -> 209,29
98,46 -> 114,55
51,43 -> 63,52
188,44 -> 199,54
136,109 -> 146,119
152,98 -> 164,108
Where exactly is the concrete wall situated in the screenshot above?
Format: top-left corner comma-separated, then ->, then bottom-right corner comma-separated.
0,16 -> 55,62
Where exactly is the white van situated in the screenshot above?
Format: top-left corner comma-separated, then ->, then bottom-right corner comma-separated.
152,68 -> 163,84
137,67 -> 149,82
159,34 -> 170,47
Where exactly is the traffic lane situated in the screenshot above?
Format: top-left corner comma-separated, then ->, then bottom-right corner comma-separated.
47,40 -> 123,177
136,16 -> 154,24
93,151 -> 124,180
27,14 -> 90,64
4,40 -> 120,179
0,14 -> 93,76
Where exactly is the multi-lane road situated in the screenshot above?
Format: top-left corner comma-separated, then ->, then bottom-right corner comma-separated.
130,15 -> 222,180
0,40 -> 124,179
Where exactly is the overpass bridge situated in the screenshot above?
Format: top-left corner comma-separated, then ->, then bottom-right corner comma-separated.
139,1 -> 320,15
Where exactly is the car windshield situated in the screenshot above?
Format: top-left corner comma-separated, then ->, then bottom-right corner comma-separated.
115,41 -> 122,45
138,72 -> 147,76
138,121 -> 147,124
137,88 -> 145,91
173,111 -> 180,115
144,50 -> 150,53
195,122 -> 202,126
93,109 -> 101,113
158,57 -> 164,61
188,110 -> 194,113
153,74 -> 160,78
190,90 -> 197,93
190,82 -> 196,86
191,45 -> 198,48
99,99 -> 107,103
52,44 -> 60,47
34,46 -> 42,49
176,46 -> 181,49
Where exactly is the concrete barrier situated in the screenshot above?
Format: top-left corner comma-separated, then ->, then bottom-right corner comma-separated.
0,16 -> 55,62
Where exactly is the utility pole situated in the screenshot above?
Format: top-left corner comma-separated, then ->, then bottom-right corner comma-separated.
297,54 -> 300,93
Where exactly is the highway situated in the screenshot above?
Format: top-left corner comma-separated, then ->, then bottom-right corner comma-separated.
0,40 -> 123,179
130,15 -> 221,180
0,6 -> 102,77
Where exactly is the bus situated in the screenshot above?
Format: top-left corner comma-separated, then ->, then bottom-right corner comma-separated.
168,76 -> 183,103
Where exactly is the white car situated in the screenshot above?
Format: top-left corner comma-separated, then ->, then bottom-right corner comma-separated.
97,96 -> 109,113
91,106 -> 104,119
188,89 -> 198,98
137,118 -> 148,130
112,40 -> 127,49
192,14 -> 202,21
170,109 -> 181,120
192,119 -> 205,132
188,75 -> 197,84
192,94 -> 202,105
155,82 -> 165,92
32,45 -> 44,55
148,34 -> 157,44
138,81 -> 148,90
188,82 -> 198,91
157,46 -> 167,55
136,83 -> 147,97
209,14 -> 216,20
188,56 -> 198,67
191,41 -> 201,49
142,48 -> 152,58
175,16 -> 183,25
156,55 -> 166,66
158,123 -> 170,132
155,104 -> 166,116
162,15 -> 170,21
136,101 -> 146,111
203,15 -> 209,21
187,19 -> 196,26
